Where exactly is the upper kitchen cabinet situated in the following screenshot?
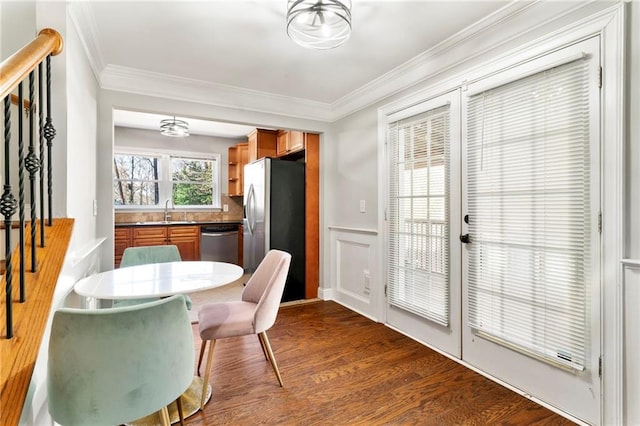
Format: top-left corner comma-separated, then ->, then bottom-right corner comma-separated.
228,142 -> 248,196
247,129 -> 278,163
276,130 -> 305,158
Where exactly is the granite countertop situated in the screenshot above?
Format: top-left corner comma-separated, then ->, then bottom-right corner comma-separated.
115,220 -> 242,227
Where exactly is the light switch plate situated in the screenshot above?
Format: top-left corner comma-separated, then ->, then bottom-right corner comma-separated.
223,204 -> 229,212
359,199 -> 366,213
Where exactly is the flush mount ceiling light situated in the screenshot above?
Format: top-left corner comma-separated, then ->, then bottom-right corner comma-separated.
160,116 -> 189,137
286,0 -> 352,50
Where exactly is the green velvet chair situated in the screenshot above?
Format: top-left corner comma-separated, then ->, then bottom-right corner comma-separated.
197,249 -> 291,409
115,245 -> 192,310
119,244 -> 182,268
47,295 -> 194,426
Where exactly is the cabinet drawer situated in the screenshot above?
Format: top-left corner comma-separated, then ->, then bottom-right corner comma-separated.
114,227 -> 131,240
168,226 -> 199,238
132,226 -> 167,240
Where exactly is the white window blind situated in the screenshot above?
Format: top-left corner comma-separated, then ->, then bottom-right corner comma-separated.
388,105 -> 450,326
466,58 -> 592,370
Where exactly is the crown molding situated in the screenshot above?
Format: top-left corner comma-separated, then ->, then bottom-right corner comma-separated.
100,65 -> 334,122
68,2 -> 105,87
329,0 -> 600,120
69,0 -> 606,123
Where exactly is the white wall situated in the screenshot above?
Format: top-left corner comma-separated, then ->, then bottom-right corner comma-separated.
0,1 -> 35,60
65,17 -> 98,249
328,108 -> 378,230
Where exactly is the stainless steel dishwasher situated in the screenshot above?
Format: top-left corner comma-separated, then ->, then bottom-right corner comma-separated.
200,224 -> 239,265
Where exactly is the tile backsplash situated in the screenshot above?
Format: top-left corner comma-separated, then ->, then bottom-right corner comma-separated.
114,195 -> 243,223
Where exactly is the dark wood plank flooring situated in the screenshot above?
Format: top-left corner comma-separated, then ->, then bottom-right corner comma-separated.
186,301 -> 574,425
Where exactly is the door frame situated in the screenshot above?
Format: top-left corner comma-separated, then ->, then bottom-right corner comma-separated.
376,4 -> 626,423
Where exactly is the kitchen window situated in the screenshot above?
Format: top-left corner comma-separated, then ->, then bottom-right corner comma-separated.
113,151 -> 220,208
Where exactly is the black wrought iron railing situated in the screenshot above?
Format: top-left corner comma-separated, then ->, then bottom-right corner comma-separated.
0,28 -> 63,338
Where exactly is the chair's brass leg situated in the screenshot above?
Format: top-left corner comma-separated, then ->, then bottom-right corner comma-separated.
259,331 -> 284,387
159,406 -> 171,426
176,395 -> 185,426
197,340 -> 207,376
200,339 -> 216,410
257,333 -> 269,361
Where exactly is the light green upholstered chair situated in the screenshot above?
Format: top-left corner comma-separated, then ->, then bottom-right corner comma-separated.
119,244 -> 182,268
115,245 -> 192,310
47,295 -> 194,426
197,249 -> 291,409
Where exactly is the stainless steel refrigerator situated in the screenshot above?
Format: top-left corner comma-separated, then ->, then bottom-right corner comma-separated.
243,157 -> 305,302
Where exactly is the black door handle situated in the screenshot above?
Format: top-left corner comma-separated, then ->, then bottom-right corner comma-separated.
460,234 -> 470,244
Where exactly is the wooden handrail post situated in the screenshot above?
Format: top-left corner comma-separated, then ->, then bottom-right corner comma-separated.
0,28 -> 63,101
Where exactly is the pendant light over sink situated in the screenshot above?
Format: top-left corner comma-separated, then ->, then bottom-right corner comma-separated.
286,0 -> 352,50
160,116 -> 189,138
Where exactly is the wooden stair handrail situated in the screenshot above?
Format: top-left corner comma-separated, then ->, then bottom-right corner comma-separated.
0,28 -> 63,101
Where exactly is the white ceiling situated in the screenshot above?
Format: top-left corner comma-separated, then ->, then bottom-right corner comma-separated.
74,0 -> 518,136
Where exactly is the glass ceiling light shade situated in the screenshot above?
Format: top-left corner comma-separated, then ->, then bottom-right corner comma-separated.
286,0 -> 352,50
160,116 -> 189,137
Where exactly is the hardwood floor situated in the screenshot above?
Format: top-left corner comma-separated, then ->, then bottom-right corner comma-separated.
187,301 -> 574,425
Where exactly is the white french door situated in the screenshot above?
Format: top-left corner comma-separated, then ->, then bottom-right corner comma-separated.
385,90 -> 461,358
461,37 -> 601,424
385,36 -> 601,424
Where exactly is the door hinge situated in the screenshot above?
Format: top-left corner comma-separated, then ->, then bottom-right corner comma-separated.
598,212 -> 602,234
598,355 -> 602,378
384,284 -> 387,297
598,66 -> 603,89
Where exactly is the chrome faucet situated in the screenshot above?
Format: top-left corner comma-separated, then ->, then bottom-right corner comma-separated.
164,199 -> 174,222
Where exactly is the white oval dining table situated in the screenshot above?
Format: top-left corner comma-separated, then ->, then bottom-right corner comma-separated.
74,261 -> 244,300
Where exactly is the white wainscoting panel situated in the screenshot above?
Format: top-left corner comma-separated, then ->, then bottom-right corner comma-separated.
623,259 -> 640,426
327,226 -> 381,322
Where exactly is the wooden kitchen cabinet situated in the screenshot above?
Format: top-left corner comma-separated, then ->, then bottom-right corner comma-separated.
247,129 -> 278,163
132,226 -> 167,244
167,226 -> 200,261
115,224 -> 200,265
114,227 -> 132,268
228,142 -> 248,196
277,130 -> 305,157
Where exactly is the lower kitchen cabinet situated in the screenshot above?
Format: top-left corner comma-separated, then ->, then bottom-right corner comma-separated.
132,226 -> 167,245
114,227 -> 132,268
115,225 -> 200,267
167,226 -> 200,261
